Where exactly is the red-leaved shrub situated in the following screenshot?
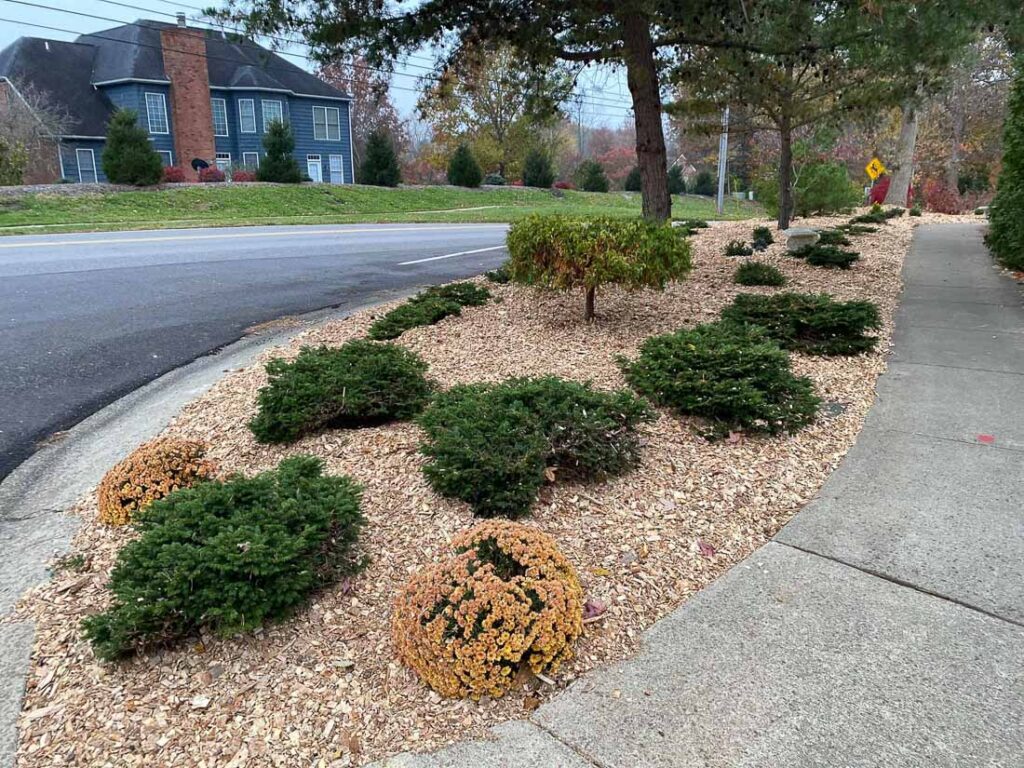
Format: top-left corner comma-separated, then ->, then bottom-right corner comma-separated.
199,167 -> 226,183
232,169 -> 257,182
922,178 -> 964,214
162,166 -> 186,184
869,175 -> 914,206
553,180 -> 575,190
510,179 -> 524,187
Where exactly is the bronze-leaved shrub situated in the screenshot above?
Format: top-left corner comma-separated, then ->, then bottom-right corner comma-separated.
392,520 -> 583,699
97,437 -> 216,526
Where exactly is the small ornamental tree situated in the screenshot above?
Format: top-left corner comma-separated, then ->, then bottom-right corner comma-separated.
522,148 -> 555,188
988,61 -> 1024,271
667,165 -> 686,195
101,109 -> 163,186
624,165 -> 643,192
357,129 -> 401,186
258,119 -> 302,183
0,137 -> 27,186
574,160 -> 609,192
448,143 -> 483,187
506,215 -> 692,321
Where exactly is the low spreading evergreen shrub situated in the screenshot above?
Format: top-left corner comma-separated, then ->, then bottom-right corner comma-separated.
678,219 -> 709,229
792,243 -> 860,269
720,292 -> 882,355
621,322 -> 819,437
725,240 -> 754,257
249,340 -> 432,443
752,226 -> 774,251
838,223 -> 879,235
485,264 -> 511,283
419,377 -> 652,518
909,205 -> 923,217
484,173 -> 506,186
368,282 -> 490,340
82,456 -> 364,661
816,229 -> 851,247
734,261 -> 786,286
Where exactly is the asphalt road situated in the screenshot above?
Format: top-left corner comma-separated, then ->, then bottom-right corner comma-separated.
0,223 -> 509,481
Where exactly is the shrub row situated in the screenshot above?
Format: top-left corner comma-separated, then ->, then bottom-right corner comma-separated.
368,282 -> 490,340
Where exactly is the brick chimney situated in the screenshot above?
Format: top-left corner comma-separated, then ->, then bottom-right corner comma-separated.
160,17 -> 214,180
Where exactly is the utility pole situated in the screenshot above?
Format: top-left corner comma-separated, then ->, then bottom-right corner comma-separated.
716,105 -> 730,216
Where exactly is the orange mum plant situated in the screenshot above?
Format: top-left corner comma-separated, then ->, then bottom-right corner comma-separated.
97,438 -> 216,526
392,520 -> 584,699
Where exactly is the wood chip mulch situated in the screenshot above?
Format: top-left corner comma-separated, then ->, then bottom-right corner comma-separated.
8,212 -> 932,767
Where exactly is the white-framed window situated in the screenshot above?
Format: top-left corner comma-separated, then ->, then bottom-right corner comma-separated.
238,98 -> 256,133
313,105 -> 341,141
306,154 -> 322,183
157,150 -> 173,167
328,154 -> 344,184
145,92 -> 169,134
215,152 -> 232,171
242,151 -> 260,168
211,97 -> 229,136
76,148 -> 97,183
262,99 -> 283,132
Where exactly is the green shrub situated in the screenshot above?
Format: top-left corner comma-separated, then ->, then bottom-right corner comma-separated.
752,226 -> 774,251
358,129 -> 401,186
101,109 -> 163,186
484,172 -> 506,186
258,119 -> 302,183
81,456 -> 364,660
624,165 -> 642,192
987,65 -> 1024,271
506,215 -> 692,320
448,143 -> 483,187
849,203 -> 902,225
838,223 -> 879,235
720,292 -> 881,355
792,243 -> 860,269
419,377 -> 652,518
734,262 -> 786,286
574,160 -> 610,192
793,161 -> 861,217
667,165 -> 686,195
816,229 -> 851,247
368,282 -> 490,340
909,204 -> 923,217
621,322 -> 819,438
0,137 -> 28,185
725,240 -> 754,257
678,218 -> 709,229
692,169 -> 716,196
522,149 -> 555,188
485,263 -> 511,283
249,340 -> 432,443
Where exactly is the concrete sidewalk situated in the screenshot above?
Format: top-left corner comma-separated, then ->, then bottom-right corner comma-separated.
375,223 -> 1024,767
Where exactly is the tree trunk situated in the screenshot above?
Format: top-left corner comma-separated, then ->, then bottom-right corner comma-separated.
778,116 -> 794,230
621,15 -> 671,222
584,286 -> 596,322
885,100 -> 918,207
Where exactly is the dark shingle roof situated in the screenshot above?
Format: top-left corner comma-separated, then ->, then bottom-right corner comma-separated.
0,37 -> 114,136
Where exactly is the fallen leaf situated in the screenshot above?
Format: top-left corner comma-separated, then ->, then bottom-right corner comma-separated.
697,539 -> 717,558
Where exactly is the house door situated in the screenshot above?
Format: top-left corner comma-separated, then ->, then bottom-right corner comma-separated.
329,154 -> 344,184
307,155 -> 322,183
76,148 -> 97,183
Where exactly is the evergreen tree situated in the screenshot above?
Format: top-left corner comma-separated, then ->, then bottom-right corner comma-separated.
574,160 -> 609,193
692,170 -> 716,197
624,165 -> 642,191
257,119 -> 302,183
358,129 -> 402,186
447,143 -> 483,187
988,60 -> 1024,271
667,165 -> 685,195
522,148 -> 555,188
101,109 -> 162,186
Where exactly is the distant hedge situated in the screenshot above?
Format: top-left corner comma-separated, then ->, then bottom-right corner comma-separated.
988,63 -> 1024,271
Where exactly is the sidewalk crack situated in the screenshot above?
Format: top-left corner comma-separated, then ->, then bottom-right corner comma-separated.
529,719 -> 610,768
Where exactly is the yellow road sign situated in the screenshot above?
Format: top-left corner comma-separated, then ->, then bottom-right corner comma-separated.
865,157 -> 887,181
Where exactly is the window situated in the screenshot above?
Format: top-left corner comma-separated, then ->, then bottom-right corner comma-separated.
158,150 -> 173,167
328,154 -> 344,184
145,92 -> 169,134
76,148 -> 97,183
242,151 -> 260,168
211,97 -> 228,136
262,99 -> 283,132
238,99 -> 256,133
215,152 -> 232,171
313,106 -> 341,141
306,154 -> 322,183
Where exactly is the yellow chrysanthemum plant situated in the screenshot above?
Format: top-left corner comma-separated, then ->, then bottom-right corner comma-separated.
392,520 -> 584,699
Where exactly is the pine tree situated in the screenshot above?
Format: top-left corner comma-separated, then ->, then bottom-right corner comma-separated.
522,148 -> 555,188
357,129 -> 401,186
257,119 -> 302,183
988,60 -> 1024,271
574,160 -> 609,193
692,170 -> 716,197
447,143 -> 482,187
667,165 -> 686,195
101,109 -> 163,186
624,166 -> 642,192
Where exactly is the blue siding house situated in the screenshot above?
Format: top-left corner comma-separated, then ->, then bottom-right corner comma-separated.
0,15 -> 354,184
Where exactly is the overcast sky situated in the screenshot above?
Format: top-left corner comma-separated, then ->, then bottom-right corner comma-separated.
0,0 -> 635,125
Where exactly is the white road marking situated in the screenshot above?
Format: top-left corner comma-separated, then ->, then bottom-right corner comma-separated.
399,245 -> 507,266
0,224 -> 507,250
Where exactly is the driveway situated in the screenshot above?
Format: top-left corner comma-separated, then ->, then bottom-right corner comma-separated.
0,223 -> 508,480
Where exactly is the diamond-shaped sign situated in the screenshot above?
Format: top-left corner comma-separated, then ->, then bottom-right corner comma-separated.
865,157 -> 887,181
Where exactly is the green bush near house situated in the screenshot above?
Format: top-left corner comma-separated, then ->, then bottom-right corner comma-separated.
622,322 -> 819,438
81,456 -> 365,661
258,119 -> 302,183
368,282 -> 490,340
101,109 -> 163,186
734,261 -> 786,286
792,243 -> 860,269
448,143 -> 483,188
522,149 -> 555,189
720,292 -> 881,355
249,340 -> 432,443
419,377 -> 653,519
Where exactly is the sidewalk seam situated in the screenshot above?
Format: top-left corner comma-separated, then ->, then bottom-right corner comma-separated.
888,358 -> 1024,378
777,541 -> 1024,629
871,426 -> 1024,455
528,720 -> 608,768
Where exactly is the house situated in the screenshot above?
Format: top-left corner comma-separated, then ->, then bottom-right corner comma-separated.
0,14 -> 354,184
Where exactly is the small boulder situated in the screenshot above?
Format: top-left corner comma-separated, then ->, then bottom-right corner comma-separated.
784,227 -> 820,252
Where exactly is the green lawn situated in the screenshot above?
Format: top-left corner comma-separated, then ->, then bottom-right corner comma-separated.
0,184 -> 762,235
